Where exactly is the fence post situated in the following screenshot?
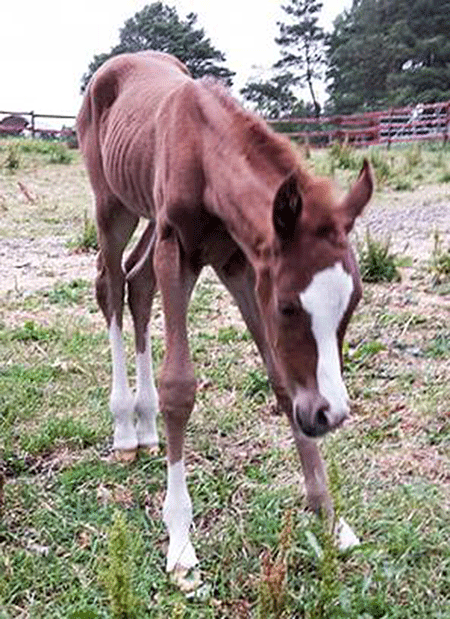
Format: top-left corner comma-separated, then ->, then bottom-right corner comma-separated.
445,103 -> 450,146
31,111 -> 35,138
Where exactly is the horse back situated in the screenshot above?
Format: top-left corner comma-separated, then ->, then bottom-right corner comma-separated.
76,52 -> 192,216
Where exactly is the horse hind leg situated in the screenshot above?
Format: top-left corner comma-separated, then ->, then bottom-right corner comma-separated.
95,198 -> 139,460
125,221 -> 159,453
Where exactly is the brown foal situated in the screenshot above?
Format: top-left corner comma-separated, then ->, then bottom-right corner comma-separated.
77,51 -> 373,584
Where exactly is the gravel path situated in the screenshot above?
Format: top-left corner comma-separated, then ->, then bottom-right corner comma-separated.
0,184 -> 449,296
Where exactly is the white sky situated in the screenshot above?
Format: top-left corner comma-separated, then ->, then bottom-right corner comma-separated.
1,0 -> 350,127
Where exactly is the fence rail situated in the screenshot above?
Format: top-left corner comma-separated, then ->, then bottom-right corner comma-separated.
0,110 -> 76,138
269,100 -> 450,147
2,100 -> 450,147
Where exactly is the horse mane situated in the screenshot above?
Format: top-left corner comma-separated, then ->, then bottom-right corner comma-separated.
199,77 -> 310,183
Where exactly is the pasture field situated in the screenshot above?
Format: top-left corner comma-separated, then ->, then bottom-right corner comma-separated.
0,139 -> 449,618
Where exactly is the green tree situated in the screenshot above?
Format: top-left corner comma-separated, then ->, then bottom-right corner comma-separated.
240,72 -> 298,119
274,0 -> 326,117
326,0 -> 450,113
81,2 -> 234,91
387,0 -> 450,103
240,0 -> 325,118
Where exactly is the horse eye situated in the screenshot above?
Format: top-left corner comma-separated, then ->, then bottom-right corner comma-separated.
279,302 -> 300,317
316,225 -> 333,238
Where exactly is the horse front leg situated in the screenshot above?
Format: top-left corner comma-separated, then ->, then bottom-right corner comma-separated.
214,252 -> 334,516
154,230 -> 200,585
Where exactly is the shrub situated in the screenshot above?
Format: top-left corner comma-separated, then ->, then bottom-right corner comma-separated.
357,229 -> 401,283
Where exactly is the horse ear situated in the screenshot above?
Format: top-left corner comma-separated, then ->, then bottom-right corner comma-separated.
341,159 -> 373,230
273,173 -> 302,241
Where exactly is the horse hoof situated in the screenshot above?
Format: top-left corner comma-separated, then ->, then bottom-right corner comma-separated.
139,444 -> 159,457
335,517 -> 360,551
114,448 -> 137,463
170,566 -> 201,593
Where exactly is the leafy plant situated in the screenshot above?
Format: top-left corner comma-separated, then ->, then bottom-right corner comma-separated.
357,229 -> 401,283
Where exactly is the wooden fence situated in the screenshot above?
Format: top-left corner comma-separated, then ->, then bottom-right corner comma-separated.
2,100 -> 450,147
269,100 -> 450,147
0,110 -> 76,138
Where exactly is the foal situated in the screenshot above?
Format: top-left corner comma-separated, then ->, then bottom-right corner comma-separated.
77,51 -> 373,583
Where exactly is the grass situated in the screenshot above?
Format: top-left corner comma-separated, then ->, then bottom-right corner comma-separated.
0,140 -> 449,617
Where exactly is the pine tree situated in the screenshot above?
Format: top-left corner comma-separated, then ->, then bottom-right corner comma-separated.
274,0 -> 326,117
326,0 -> 450,113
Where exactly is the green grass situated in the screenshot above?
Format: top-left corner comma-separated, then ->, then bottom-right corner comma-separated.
0,141 -> 449,617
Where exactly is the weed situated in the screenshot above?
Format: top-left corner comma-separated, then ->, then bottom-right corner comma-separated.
44,279 -> 91,306
4,143 -> 21,170
429,230 -> 450,285
102,511 -> 139,619
438,170 -> 450,183
242,368 -> 270,403
9,320 -> 58,342
48,142 -> 73,164
71,210 -> 98,252
329,140 -> 362,171
357,229 -> 401,283
257,510 -> 292,619
368,148 -> 392,185
405,143 -> 422,170
20,415 -> 99,453
425,332 -> 450,358
393,177 -> 413,191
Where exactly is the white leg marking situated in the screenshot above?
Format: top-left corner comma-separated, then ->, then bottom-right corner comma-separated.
163,460 -> 198,572
134,329 -> 159,448
336,517 -> 360,550
299,262 -> 353,419
109,319 -> 137,451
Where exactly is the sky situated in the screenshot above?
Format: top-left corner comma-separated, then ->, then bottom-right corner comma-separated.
1,0 -> 350,128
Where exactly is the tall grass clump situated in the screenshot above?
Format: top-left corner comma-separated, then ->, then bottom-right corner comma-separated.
357,229 -> 401,283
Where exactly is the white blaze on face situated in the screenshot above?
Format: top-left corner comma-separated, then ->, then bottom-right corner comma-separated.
299,262 -> 353,420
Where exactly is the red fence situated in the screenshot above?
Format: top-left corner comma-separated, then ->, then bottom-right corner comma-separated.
2,101 -> 450,147
270,100 -> 450,147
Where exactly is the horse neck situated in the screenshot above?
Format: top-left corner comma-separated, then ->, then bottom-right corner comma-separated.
202,134 -> 294,263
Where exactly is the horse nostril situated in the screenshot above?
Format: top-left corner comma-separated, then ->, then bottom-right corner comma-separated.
316,408 -> 329,430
